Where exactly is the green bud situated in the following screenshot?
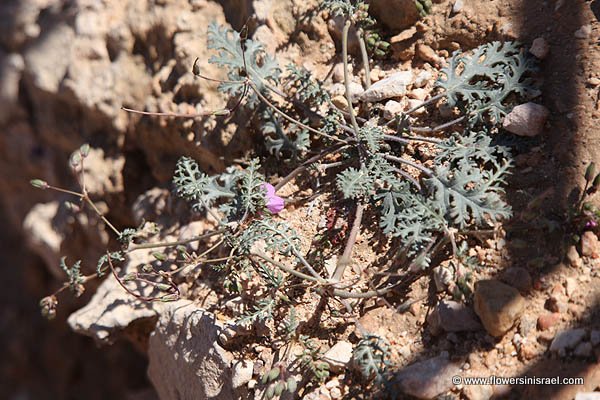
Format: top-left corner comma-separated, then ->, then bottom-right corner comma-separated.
152,252 -> 167,261
142,264 -> 154,273
156,283 -> 172,291
586,162 -> 596,182
593,173 -> 600,189
65,201 -> 81,212
79,143 -> 90,157
274,382 -> 285,396
159,293 -> 179,302
379,41 -> 391,50
286,378 -> 297,393
265,385 -> 275,400
261,372 -> 269,385
70,152 -> 82,168
30,179 -> 49,189
213,109 -> 230,116
415,1 -> 424,13
176,245 -> 188,254
122,272 -> 137,281
267,367 -> 280,382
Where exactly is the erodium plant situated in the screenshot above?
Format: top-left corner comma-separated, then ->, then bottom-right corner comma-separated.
33,0 -> 538,395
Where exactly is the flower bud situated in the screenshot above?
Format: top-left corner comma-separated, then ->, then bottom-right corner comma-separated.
79,143 -> 90,157
159,293 -> 179,302
152,252 -> 167,261
593,173 -> 600,189
286,378 -> 297,393
155,283 -> 172,292
30,179 -> 49,189
586,162 -> 596,182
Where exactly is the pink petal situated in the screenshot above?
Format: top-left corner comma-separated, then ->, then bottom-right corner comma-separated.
261,183 -> 276,196
267,195 -> 285,214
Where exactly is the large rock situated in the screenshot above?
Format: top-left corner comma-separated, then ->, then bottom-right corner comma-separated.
550,328 -> 587,354
427,300 -> 482,335
502,103 -> 549,137
391,353 -> 461,399
474,280 -> 525,337
323,341 -> 353,372
369,0 -> 421,31
359,71 -> 413,102
147,301 -> 235,400
580,231 -> 600,258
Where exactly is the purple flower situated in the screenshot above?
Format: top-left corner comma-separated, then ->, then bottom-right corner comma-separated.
261,183 -> 284,214
585,220 -> 598,229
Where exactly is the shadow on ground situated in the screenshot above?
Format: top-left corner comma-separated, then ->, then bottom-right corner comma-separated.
381,0 -> 600,399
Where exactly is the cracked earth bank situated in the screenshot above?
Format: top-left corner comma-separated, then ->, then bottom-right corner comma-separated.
3,0 -> 600,399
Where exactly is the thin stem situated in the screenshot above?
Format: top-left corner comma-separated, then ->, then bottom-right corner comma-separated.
192,58 -> 246,85
410,116 -> 465,134
293,249 -> 324,281
121,106 -> 229,119
402,93 -> 445,116
107,251 -> 179,302
46,185 -> 84,198
51,273 -> 98,297
275,144 -> 348,191
248,82 -> 347,144
251,251 -> 323,283
332,203 -> 365,281
383,134 -> 441,145
383,154 -> 434,177
357,29 -> 371,88
128,228 -> 228,251
83,196 -> 121,236
342,21 -> 361,137
388,166 -> 422,190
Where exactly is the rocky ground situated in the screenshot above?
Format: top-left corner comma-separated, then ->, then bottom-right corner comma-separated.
2,0 -> 600,399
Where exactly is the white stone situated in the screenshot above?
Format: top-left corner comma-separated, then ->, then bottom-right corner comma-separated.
590,330 -> 600,346
392,354 -> 461,399
148,301 -> 234,399
409,88 -> 428,101
231,360 -> 254,388
550,328 -> 587,353
575,25 -> 592,39
359,71 -> 413,102
529,37 -> 549,59
414,70 -> 433,88
383,100 -> 404,120
324,341 -> 353,372
573,341 -> 593,358
502,103 -> 550,137
453,0 -> 464,13
576,393 -> 600,400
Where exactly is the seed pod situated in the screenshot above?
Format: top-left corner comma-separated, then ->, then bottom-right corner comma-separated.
586,163 -> 596,182
159,293 -> 179,302
213,109 -> 230,116
70,152 -> 82,169
30,179 -> 49,189
274,382 -> 285,396
156,283 -> 172,291
286,377 -> 297,393
593,173 -> 600,189
79,143 -> 90,157
267,367 -> 280,382
261,372 -> 269,385
265,385 -> 275,399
